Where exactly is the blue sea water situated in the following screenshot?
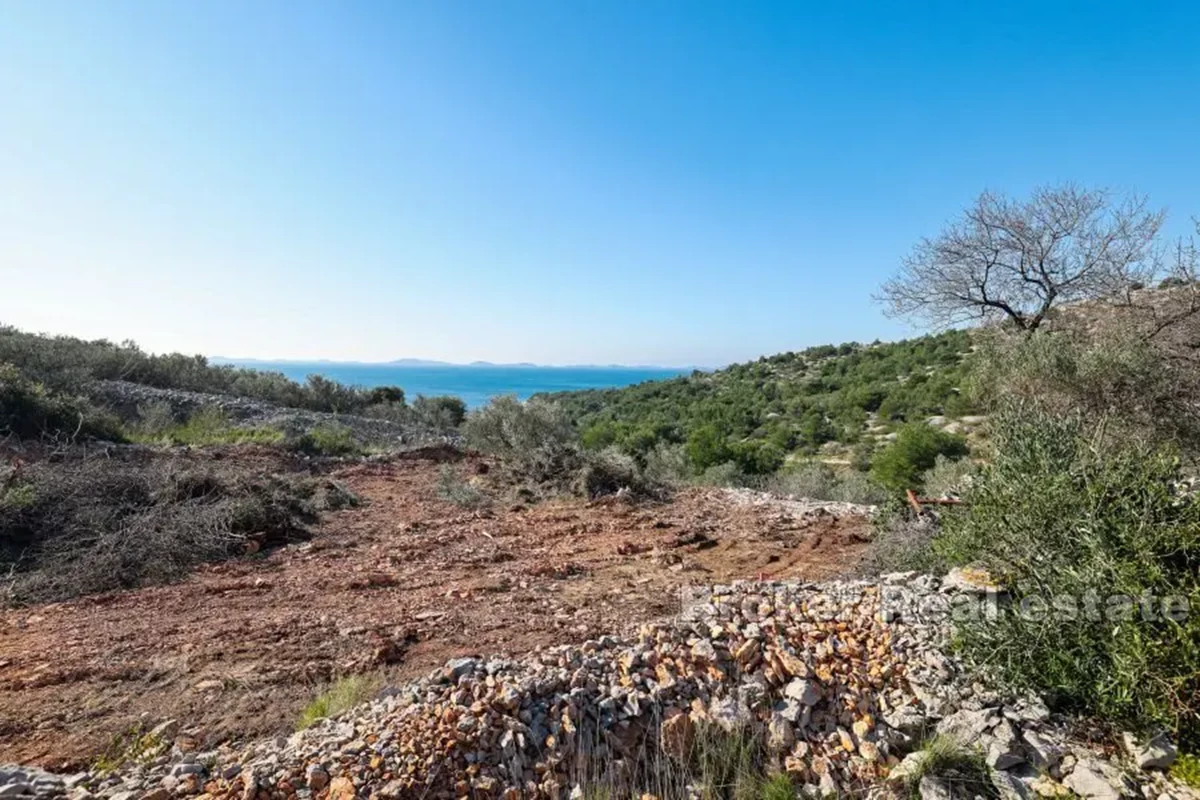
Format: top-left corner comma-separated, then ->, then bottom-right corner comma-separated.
223,362 -> 691,409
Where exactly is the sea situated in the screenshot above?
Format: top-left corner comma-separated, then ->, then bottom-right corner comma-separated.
220,362 -> 691,409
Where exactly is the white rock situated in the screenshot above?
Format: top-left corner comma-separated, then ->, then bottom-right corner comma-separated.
919,776 -> 953,800
1124,732 -> 1178,771
1063,763 -> 1121,800
783,678 -> 821,706
1023,730 -> 1065,771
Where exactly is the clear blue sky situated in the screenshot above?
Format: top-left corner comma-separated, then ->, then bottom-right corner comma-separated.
2,1 -> 1197,366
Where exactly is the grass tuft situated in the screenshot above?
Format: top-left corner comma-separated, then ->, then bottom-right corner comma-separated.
902,735 -> 996,800
297,674 -> 381,730
758,772 -> 797,800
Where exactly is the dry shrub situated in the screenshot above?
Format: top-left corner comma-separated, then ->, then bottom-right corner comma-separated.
0,448 -> 347,605
574,447 -> 668,501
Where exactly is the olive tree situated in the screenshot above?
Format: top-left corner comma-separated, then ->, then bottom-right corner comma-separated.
877,185 -> 1166,331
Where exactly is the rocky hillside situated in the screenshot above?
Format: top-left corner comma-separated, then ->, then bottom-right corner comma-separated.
540,331 -> 977,474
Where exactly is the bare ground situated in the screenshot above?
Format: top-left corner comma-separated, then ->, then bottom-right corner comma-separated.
0,452 -> 871,770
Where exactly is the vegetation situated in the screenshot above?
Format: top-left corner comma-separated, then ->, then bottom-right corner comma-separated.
898,735 -> 996,800
0,451 -> 353,605
0,324 -> 408,415
1171,753 -> 1200,789
545,331 -> 975,480
464,395 -> 584,486
128,405 -> 284,447
435,464 -> 492,510
762,461 -> 888,506
877,184 -> 1178,332
578,722 -> 793,800
0,362 -> 124,441
870,423 -> 968,493
463,394 -> 667,500
410,394 -> 468,430
297,674 -> 382,730
288,423 -> 363,457
936,409 -> 1200,746
868,189 -> 1200,752
92,722 -> 172,775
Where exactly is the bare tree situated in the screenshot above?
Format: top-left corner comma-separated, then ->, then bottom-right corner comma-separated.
876,185 -> 1166,331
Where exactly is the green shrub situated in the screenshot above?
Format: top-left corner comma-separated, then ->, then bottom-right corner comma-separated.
940,409 -> 1200,747
0,483 -> 36,511
574,447 -> 667,500
969,325 -> 1200,456
729,440 -> 786,476
871,423 -> 967,493
694,461 -> 750,488
1171,753 -> 1200,788
464,395 -> 581,485
640,442 -> 690,486
412,394 -> 467,430
367,385 -> 405,405
290,423 -> 362,457
920,454 -> 976,499
864,512 -> 945,575
0,363 -> 125,441
686,425 -> 731,472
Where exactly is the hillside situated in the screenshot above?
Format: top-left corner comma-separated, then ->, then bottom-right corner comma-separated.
540,330 -> 976,474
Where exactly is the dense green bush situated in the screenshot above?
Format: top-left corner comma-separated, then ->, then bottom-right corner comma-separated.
0,363 -> 125,441
411,394 -> 468,430
938,410 -> 1200,746
870,423 -> 967,492
367,385 -> 405,405
464,395 -> 582,485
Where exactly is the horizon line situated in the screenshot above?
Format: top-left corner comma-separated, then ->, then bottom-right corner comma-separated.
210,355 -> 712,371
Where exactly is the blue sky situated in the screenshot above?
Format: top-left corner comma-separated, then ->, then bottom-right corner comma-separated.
1,1 -> 1197,367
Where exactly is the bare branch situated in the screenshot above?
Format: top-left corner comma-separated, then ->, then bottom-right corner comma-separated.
875,184 -> 1166,331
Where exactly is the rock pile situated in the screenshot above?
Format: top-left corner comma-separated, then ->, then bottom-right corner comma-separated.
0,765 -> 69,799
24,576 -> 1196,800
722,487 -> 877,519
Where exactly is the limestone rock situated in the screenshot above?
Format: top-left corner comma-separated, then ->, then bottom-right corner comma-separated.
918,776 -> 953,800
1063,762 -> 1121,800
1124,732 -> 1178,771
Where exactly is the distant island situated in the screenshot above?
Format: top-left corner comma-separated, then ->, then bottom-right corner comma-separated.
212,356 -> 703,371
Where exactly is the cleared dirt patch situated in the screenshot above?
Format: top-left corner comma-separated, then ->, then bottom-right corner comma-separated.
0,453 -> 870,769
